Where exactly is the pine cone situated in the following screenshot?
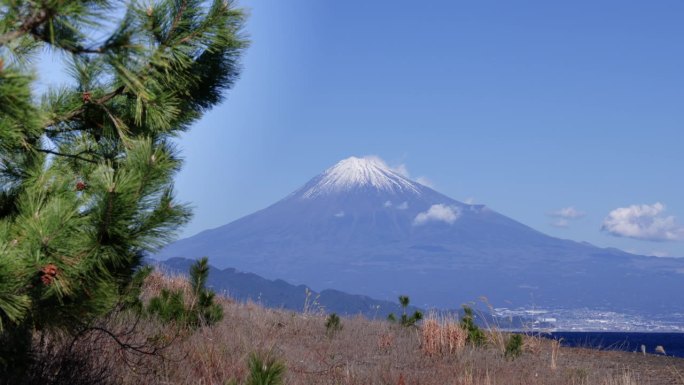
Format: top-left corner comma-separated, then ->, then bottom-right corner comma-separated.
39,264 -> 58,286
40,275 -> 53,286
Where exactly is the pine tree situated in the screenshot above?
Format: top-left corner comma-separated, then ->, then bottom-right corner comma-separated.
146,257 -> 223,327
189,256 -> 223,325
324,312 -> 342,337
460,305 -> 486,345
387,295 -> 423,327
0,0 -> 247,375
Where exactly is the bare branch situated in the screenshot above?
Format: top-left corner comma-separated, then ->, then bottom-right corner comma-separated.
78,326 -> 162,356
35,148 -> 98,164
0,8 -> 49,46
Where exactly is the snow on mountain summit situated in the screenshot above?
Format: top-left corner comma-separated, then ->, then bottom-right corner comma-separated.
301,156 -> 422,198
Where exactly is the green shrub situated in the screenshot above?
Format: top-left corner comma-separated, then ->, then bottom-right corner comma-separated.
190,258 -> 224,326
147,289 -> 188,324
146,257 -> 223,328
505,334 -> 524,359
460,305 -> 486,346
246,352 -> 286,385
388,295 -> 423,327
225,352 -> 286,385
325,313 -> 342,337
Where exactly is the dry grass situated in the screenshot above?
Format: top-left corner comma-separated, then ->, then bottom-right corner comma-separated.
142,268 -> 194,304
478,297 -> 507,355
36,272 -> 684,385
421,312 -> 467,356
551,338 -> 563,370
600,370 -> 638,385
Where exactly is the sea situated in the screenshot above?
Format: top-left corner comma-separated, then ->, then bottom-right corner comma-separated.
535,332 -> 684,358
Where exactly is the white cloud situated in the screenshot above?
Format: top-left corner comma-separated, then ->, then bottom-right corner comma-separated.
464,197 -> 476,205
548,206 -> 585,229
413,204 -> 461,226
383,200 -> 392,208
550,206 -> 585,219
386,160 -> 434,189
362,155 -> 388,166
601,202 -> 684,241
397,201 -> 409,210
416,176 -> 434,188
334,211 -> 345,218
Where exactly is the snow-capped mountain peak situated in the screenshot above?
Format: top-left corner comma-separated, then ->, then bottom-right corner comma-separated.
301,156 -> 421,198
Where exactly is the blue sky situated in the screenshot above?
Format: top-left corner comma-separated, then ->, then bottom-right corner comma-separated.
38,0 -> 684,257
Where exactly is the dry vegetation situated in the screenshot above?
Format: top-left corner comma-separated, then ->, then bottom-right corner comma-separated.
43,272 -> 684,385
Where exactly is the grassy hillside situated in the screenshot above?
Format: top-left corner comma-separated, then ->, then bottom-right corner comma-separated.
23,271 -> 684,385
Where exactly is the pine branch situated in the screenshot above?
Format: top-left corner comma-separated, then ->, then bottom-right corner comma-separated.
32,35 -> 107,55
34,148 -> 98,164
0,8 -> 50,46
42,85 -> 126,130
98,188 -> 116,245
166,0 -> 189,43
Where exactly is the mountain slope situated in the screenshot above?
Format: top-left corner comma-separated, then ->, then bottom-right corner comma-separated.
155,257 -> 416,318
154,257 -> 528,328
156,156 -> 684,315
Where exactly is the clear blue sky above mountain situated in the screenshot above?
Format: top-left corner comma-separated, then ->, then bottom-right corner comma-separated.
37,0 -> 684,257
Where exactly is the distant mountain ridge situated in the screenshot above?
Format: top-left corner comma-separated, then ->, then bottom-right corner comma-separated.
154,257 -> 417,318
156,156 -> 684,316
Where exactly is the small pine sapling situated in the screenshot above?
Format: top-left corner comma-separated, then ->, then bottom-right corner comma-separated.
121,266 -> 154,313
460,305 -> 486,346
325,313 -> 342,337
189,257 -> 224,326
410,310 -> 424,325
224,352 -> 286,385
505,334 -> 524,359
246,352 -> 286,385
399,295 -> 410,311
146,257 -> 223,328
147,289 -> 188,324
388,295 -> 423,327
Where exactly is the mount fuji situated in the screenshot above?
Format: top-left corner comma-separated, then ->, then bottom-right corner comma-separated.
156,156 -> 684,316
